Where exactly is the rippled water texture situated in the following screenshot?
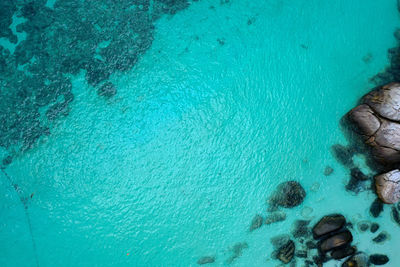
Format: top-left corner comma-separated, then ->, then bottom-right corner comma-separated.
1,0 -> 400,266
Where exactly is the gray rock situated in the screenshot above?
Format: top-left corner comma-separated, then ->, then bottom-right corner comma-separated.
363,83 -> 400,121
357,221 -> 370,232
375,169 -> 400,204
344,83 -> 400,166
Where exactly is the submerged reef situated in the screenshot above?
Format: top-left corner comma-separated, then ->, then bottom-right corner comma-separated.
0,0 -> 193,157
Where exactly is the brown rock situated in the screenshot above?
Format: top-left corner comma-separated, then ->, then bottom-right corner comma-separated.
319,230 -> 353,253
312,214 -> 346,239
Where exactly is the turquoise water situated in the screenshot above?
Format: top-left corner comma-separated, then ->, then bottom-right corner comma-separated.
1,0 -> 400,266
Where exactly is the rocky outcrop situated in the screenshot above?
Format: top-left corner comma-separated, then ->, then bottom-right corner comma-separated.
276,240 -> 295,264
345,83 -> 400,167
375,169 -> 400,204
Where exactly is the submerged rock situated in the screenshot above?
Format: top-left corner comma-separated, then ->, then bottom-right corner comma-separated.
318,230 -> 353,253
343,252 -> 369,267
331,245 -> 356,260
270,235 -> 290,249
265,212 -> 286,225
197,256 -> 215,265
276,240 -> 295,264
97,82 -> 117,98
249,214 -> 263,231
312,214 -> 346,239
269,181 -> 306,209
291,220 -> 310,239
369,254 -> 389,265
370,223 -> 380,233
370,198 -> 384,217
226,242 -> 248,264
295,250 -> 307,258
372,231 -> 389,243
331,144 -> 355,167
324,166 -> 334,176
391,206 -> 400,226
357,221 -> 370,232
375,169 -> 400,204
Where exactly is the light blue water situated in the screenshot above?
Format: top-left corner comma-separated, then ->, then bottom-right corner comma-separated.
1,0 -> 400,266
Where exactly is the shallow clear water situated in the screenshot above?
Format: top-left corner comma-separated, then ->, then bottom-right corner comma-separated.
1,0 -> 400,266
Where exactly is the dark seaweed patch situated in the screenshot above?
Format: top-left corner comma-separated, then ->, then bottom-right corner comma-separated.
0,0 -> 193,154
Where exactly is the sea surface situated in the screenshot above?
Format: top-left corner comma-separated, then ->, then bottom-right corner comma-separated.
1,0 -> 400,266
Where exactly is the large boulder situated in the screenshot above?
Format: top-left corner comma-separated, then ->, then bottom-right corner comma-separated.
318,230 -> 353,253
312,214 -> 346,239
375,169 -> 400,204
345,83 -> 400,166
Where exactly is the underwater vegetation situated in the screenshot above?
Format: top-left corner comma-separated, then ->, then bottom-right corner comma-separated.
0,0 -> 193,159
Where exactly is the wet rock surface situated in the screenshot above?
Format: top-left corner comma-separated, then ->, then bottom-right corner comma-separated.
312,214 -> 346,239
345,83 -> 400,167
331,245 -> 356,260
375,169 -> 400,204
318,230 -> 353,253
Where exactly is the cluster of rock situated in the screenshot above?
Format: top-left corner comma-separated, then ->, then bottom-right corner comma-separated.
344,83 -> 400,205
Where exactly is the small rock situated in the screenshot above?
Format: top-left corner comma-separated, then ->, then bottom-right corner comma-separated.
306,240 -> 317,249
301,206 -> 313,218
318,230 -> 353,253
265,212 -> 286,225
249,214 -> 263,231
226,242 -> 248,264
370,223 -> 380,233
197,256 -> 215,265
312,214 -> 346,239
311,182 -> 320,192
292,220 -> 310,239
370,198 -> 384,218
331,144 -> 354,168
369,254 -> 389,265
277,240 -> 295,264
270,235 -> 290,248
372,231 -> 389,243
97,81 -> 117,98
343,252 -> 369,267
391,206 -> 400,226
324,166 -> 334,176
357,221 -> 370,232
331,245 -> 356,260
375,169 -> 400,204
295,250 -> 307,258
